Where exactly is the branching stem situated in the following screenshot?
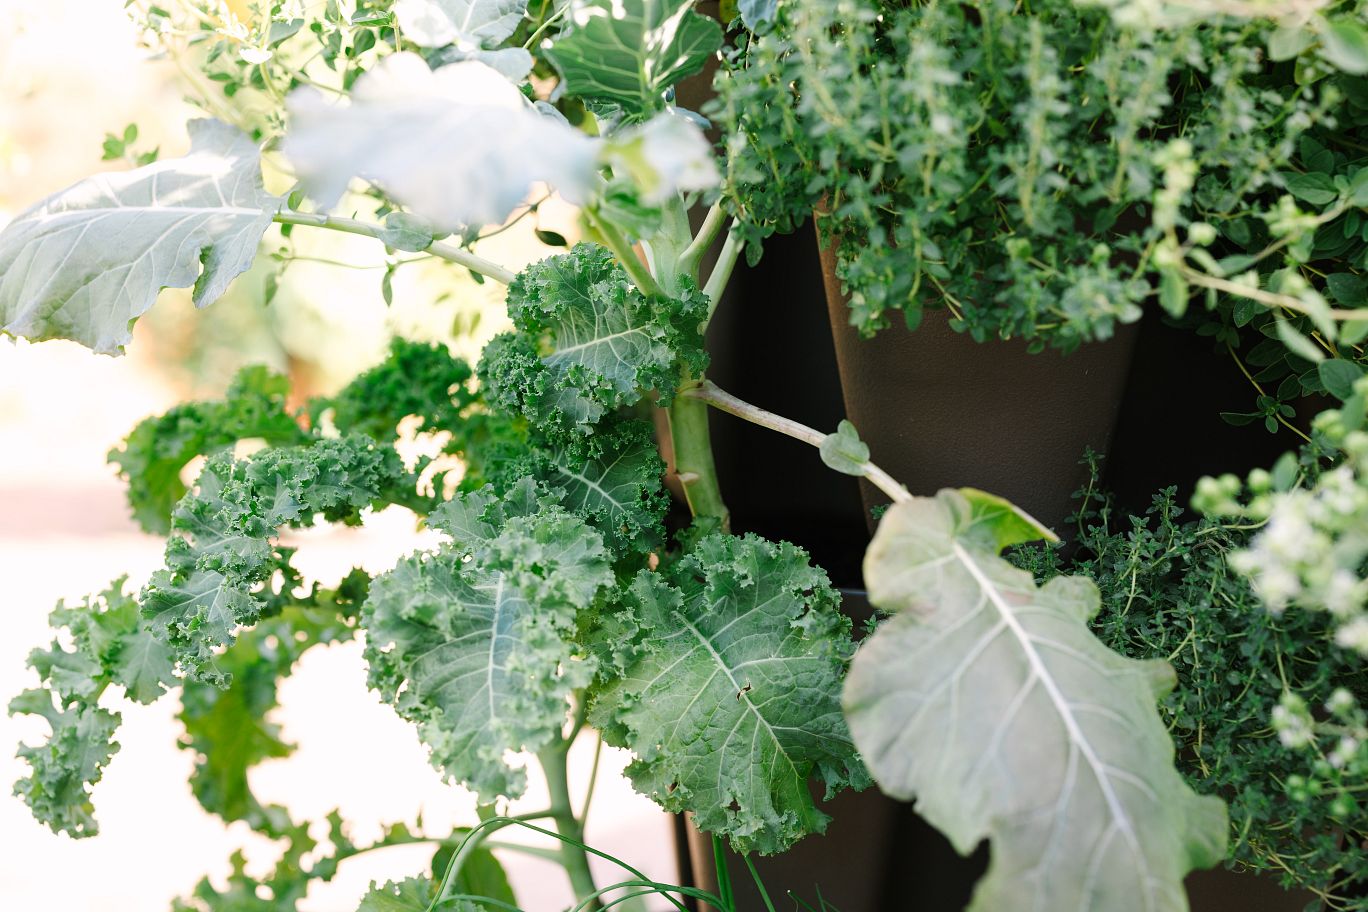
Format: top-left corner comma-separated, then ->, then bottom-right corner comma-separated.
585,207 -> 665,297
679,202 -> 727,278
272,210 -> 517,284
682,380 -> 912,503
702,227 -> 743,327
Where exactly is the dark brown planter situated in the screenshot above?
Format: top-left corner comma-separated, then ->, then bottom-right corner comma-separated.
818,238 -> 1139,534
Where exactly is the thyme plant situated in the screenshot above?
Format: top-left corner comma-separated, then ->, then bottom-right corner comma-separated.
2,1 -> 1366,910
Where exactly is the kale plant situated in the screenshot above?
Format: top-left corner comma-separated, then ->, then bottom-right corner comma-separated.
3,1 -> 1368,910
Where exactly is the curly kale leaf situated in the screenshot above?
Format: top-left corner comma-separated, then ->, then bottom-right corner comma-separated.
180,586 -> 361,834
545,0 -> 722,120
478,243 -> 708,438
9,690 -> 120,839
142,435 -> 414,685
591,532 -> 868,855
309,337 -> 475,444
10,579 -> 176,837
847,490 -> 1227,912
364,480 -> 613,800
494,418 -> 668,556
110,365 -> 306,534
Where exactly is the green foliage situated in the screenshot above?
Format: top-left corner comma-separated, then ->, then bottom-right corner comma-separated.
9,578 -> 175,836
180,588 -> 363,834
849,491 -> 1226,912
1014,473 -> 1368,907
111,366 -> 307,535
364,480 -> 613,800
479,243 -> 708,439
712,0 -> 1367,357
591,532 -> 868,855
0,119 -> 280,354
142,435 -> 415,685
9,691 -> 120,839
493,417 -> 670,556
545,0 -> 722,121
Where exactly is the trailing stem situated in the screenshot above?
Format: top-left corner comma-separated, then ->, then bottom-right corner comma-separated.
272,210 -> 517,284
682,380 -> 912,503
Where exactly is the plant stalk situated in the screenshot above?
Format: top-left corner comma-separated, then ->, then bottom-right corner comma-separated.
538,744 -> 602,910
682,380 -> 912,504
272,210 -> 517,284
668,386 -> 732,528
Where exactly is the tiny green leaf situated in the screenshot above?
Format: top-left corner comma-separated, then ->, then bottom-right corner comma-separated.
819,420 -> 870,476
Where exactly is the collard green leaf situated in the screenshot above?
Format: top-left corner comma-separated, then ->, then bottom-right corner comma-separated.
394,0 -> 527,49
9,690 -> 120,838
364,481 -> 612,799
844,491 -> 1228,912
545,0 -> 722,119
110,365 -> 306,535
285,53 -> 598,233
142,436 -> 414,685
0,119 -> 280,354
478,243 -> 708,438
591,533 -> 868,855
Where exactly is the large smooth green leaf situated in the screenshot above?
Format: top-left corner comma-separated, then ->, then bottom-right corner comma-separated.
0,119 -> 279,354
591,533 -> 869,855
845,491 -> 1227,912
364,481 -> 613,799
545,0 -> 722,118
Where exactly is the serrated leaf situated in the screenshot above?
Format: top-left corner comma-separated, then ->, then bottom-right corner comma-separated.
0,119 -> 280,354
364,482 -> 612,799
591,533 -> 869,855
393,0 -> 527,49
545,0 -> 722,119
142,437 -> 413,684
9,689 -> 121,838
109,365 -> 306,534
502,419 -> 669,554
819,420 -> 870,476
478,243 -> 708,437
1319,359 -> 1365,400
845,491 -> 1228,912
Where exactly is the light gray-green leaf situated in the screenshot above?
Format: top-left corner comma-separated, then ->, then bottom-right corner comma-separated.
845,491 -> 1227,912
819,420 -> 870,476
0,119 -> 279,354
394,0 -> 527,49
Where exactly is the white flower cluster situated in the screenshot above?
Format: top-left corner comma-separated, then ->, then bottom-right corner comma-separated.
1230,462 -> 1368,655
1199,375 -> 1368,658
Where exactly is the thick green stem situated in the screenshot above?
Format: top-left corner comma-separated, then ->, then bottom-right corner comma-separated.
538,744 -> 602,910
668,386 -> 731,527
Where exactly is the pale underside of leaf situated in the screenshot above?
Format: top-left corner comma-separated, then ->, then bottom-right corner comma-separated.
0,119 -> 279,354
394,0 -> 527,48
845,494 -> 1227,912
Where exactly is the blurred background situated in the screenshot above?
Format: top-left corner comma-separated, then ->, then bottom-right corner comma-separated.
0,1 -> 674,908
